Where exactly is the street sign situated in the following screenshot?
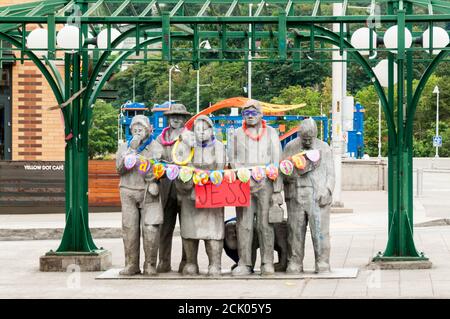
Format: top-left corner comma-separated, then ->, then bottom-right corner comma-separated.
433,135 -> 442,147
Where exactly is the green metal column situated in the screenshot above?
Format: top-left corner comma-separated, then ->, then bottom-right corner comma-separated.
373,3 -> 427,262
48,0 -> 100,255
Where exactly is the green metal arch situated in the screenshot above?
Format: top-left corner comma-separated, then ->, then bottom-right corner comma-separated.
86,23 -> 396,141
304,26 -> 396,140
83,24 -> 165,109
88,35 -> 186,107
0,32 -> 64,105
0,31 -> 70,136
405,45 -> 449,139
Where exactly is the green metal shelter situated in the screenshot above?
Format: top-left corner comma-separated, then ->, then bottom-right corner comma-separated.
0,0 -> 449,264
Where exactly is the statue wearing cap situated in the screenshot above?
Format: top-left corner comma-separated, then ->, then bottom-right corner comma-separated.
150,103 -> 192,273
282,118 -> 335,273
116,115 -> 163,276
228,99 -> 284,276
174,115 -> 226,276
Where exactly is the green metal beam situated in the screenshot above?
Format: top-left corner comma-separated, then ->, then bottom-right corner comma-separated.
139,0 -> 157,16
56,0 -> 75,16
312,0 -> 320,16
82,0 -> 104,17
285,0 -> 293,16
226,0 -> 239,16
170,0 -> 185,16
405,45 -> 449,139
254,0 -> 265,17
0,8 -> 10,16
1,13 -> 449,23
197,0 -> 211,16
111,0 -> 131,16
25,2 -> 45,16
312,26 -> 396,139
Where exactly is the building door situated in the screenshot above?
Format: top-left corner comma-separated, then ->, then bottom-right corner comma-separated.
0,64 -> 12,160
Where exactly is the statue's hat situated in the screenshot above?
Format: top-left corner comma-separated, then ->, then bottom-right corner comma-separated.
163,103 -> 192,117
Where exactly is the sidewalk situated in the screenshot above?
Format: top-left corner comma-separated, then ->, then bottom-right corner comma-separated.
1,191 -> 450,298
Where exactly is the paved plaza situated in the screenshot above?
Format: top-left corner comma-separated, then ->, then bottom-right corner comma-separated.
1,181 -> 450,298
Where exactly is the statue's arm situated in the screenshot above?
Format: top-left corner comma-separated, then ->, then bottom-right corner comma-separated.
227,131 -> 240,169
282,143 -> 295,199
218,142 -> 227,170
116,142 -> 130,174
324,145 -> 335,194
149,139 -> 163,161
270,128 -> 283,195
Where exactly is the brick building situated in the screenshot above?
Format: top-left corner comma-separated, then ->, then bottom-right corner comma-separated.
1,0 -> 65,161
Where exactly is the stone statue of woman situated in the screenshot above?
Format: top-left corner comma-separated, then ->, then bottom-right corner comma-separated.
174,115 -> 226,276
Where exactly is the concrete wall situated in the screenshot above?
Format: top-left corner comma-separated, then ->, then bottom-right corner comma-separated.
342,159 -> 387,191
412,158 -> 450,170
341,158 -> 450,191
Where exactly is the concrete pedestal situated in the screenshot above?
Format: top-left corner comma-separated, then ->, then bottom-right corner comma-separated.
368,260 -> 432,270
40,250 -> 112,272
331,201 -> 354,214
96,268 -> 359,280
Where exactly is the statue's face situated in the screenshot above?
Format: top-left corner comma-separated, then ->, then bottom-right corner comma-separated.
194,120 -> 213,143
242,107 -> 262,127
131,123 -> 148,141
300,132 -> 314,150
224,222 -> 238,250
168,115 -> 186,130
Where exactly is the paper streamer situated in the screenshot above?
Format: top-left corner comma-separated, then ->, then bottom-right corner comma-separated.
210,170 -> 223,186
251,166 -> 266,182
124,153 -> 137,170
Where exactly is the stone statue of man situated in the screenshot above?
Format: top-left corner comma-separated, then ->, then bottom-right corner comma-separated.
175,115 -> 226,276
228,99 -> 283,276
116,115 -> 163,276
282,118 -> 335,273
150,103 -> 191,273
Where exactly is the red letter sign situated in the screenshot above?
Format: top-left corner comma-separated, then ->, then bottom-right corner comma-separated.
195,181 -> 250,208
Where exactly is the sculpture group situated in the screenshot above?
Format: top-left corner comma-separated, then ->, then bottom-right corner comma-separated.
116,100 -> 335,277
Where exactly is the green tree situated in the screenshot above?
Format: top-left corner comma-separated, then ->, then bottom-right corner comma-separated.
354,85 -> 389,157
109,61 -> 169,107
89,100 -> 119,159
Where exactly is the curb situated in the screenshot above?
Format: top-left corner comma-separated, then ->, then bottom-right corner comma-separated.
0,227 -> 181,241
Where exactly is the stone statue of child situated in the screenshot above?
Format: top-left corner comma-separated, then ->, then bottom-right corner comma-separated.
116,115 -> 163,276
150,103 -> 191,273
174,115 -> 226,276
228,99 -> 284,276
282,118 -> 335,273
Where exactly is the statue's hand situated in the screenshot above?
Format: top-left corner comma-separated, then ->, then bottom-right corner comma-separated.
271,192 -> 284,206
317,189 -> 332,207
148,183 -> 159,196
129,135 -> 142,150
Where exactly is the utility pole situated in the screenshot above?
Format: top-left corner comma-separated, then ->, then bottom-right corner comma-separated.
247,3 -> 252,99
331,2 -> 346,207
433,85 -> 440,158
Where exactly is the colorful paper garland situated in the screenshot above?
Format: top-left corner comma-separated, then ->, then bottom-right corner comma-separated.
179,166 -> 194,183
193,170 -> 209,186
306,150 -> 320,162
165,164 -> 180,181
265,164 -> 279,181
237,168 -> 251,183
224,170 -> 237,183
152,162 -> 165,179
291,154 -> 307,170
251,166 -> 266,182
210,171 -> 223,186
124,153 -> 137,170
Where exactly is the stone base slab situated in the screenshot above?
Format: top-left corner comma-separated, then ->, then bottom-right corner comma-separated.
96,267 -> 358,280
331,207 -> 354,214
368,260 -> 432,270
40,250 -> 112,272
